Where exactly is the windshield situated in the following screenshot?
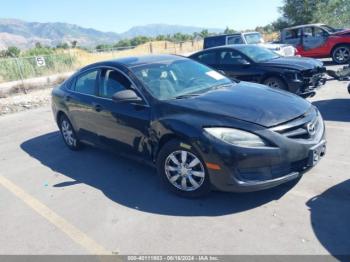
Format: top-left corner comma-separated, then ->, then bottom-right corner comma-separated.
131,59 -> 233,100
235,45 -> 280,63
244,33 -> 264,44
320,25 -> 337,33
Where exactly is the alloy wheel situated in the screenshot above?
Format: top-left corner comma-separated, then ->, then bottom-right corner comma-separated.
61,119 -> 77,147
265,79 -> 281,89
164,150 -> 205,191
334,47 -> 350,63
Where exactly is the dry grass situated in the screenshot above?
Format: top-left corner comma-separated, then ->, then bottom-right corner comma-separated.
0,75 -> 68,98
73,40 -> 203,67
263,32 -> 279,42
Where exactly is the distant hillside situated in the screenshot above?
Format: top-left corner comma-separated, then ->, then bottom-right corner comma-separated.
0,19 -> 223,49
0,19 -> 121,49
120,24 -> 222,38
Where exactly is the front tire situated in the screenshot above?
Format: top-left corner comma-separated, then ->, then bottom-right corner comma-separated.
156,140 -> 211,197
263,77 -> 287,90
59,114 -> 81,151
332,45 -> 350,64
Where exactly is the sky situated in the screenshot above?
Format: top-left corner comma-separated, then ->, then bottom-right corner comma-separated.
0,0 -> 283,33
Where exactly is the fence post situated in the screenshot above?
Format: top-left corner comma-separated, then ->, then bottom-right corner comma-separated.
14,58 -> 25,87
68,48 -> 75,68
149,42 -> 153,54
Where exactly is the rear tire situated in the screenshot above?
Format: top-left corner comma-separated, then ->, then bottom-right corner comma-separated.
156,139 -> 211,198
263,77 -> 288,90
332,45 -> 350,64
58,114 -> 81,151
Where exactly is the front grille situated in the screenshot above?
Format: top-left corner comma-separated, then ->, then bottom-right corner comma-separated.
302,67 -> 326,77
303,74 -> 324,87
301,67 -> 326,87
270,108 -> 323,141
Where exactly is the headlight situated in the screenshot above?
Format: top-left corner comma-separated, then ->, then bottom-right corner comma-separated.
294,72 -> 303,81
286,71 -> 302,81
204,127 -> 268,147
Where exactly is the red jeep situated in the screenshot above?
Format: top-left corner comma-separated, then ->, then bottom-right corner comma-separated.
280,23 -> 350,64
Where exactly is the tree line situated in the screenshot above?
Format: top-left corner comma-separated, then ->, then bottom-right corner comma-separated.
269,0 -> 350,31
95,30 -> 222,51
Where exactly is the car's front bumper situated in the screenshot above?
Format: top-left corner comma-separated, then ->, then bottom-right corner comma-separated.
193,118 -> 326,192
288,76 -> 327,97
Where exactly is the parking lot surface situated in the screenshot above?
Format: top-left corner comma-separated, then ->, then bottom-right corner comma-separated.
0,63 -> 349,256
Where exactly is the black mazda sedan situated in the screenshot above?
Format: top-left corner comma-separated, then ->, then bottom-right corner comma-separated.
52,55 -> 326,197
189,45 -> 326,98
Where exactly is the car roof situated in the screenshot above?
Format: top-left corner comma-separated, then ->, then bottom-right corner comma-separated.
192,44 -> 251,54
113,54 -> 187,67
204,32 -> 259,39
81,54 -> 188,71
283,23 -> 326,30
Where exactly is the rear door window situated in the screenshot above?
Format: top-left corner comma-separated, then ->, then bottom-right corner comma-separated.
303,27 -> 313,38
99,69 -> 131,98
218,50 -> 249,65
283,29 -> 302,46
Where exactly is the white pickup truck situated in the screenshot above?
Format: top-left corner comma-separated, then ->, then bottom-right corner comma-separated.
203,32 -> 296,57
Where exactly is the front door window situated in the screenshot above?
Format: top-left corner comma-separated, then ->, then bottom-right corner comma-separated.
303,27 -> 328,50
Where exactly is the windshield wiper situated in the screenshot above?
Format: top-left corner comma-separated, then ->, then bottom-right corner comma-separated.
173,83 -> 235,100
173,93 -> 202,99
210,83 -> 235,90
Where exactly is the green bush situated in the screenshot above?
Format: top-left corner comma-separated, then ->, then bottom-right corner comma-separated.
0,53 -> 76,83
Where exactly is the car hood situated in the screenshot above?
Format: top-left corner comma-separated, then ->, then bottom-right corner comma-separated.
333,29 -> 350,35
167,82 -> 311,128
259,56 -> 323,71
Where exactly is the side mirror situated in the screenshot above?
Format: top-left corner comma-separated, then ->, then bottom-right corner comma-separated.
112,89 -> 142,103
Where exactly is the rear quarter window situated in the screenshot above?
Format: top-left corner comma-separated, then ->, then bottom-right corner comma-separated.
63,76 -> 75,90
195,52 -> 217,65
74,70 -> 99,95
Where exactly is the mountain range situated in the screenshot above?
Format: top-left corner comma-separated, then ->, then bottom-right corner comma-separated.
0,19 -> 223,49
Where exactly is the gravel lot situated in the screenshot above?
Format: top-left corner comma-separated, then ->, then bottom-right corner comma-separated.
0,62 -> 349,257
